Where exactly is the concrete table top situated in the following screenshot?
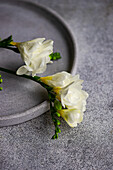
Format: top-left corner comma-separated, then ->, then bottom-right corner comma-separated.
0,0 -> 113,170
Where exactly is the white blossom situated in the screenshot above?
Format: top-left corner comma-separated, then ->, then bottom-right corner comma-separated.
16,38 -> 53,77
40,71 -> 80,88
59,81 -> 89,113
59,109 -> 83,127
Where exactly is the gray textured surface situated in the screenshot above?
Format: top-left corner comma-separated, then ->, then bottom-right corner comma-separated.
0,0 -> 113,170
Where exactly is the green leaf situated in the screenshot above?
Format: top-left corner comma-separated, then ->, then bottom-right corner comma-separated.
0,35 -> 13,47
49,52 -> 61,60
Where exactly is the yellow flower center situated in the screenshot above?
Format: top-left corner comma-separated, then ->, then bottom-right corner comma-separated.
40,76 -> 52,84
10,41 -> 19,47
57,110 -> 63,115
53,87 -> 61,94
56,95 -> 61,101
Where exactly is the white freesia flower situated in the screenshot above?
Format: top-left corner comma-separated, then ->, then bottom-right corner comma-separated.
40,71 -> 88,127
59,81 -> 89,112
15,38 -> 53,77
40,71 -> 79,88
41,71 -> 88,112
58,109 -> 83,127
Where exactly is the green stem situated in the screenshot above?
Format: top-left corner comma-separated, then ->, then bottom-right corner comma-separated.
49,95 -> 61,139
0,66 -> 61,139
0,67 -> 53,91
0,46 -> 19,53
0,67 -> 40,82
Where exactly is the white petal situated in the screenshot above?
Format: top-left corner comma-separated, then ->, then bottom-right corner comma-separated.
16,65 -> 28,75
59,78 -> 89,112
60,109 -> 83,127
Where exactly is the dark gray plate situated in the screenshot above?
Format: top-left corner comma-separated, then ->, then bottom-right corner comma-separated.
0,0 -> 76,127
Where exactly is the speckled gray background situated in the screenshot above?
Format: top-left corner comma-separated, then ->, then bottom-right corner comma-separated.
0,0 -> 113,170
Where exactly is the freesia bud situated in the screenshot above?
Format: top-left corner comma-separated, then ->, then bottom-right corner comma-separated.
58,109 -> 83,127
0,79 -> 3,83
0,87 -> 3,91
54,100 -> 62,111
55,112 -> 61,117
